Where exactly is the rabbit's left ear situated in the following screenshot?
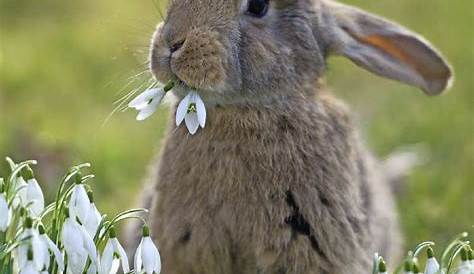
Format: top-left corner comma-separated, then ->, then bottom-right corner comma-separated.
320,1 -> 453,95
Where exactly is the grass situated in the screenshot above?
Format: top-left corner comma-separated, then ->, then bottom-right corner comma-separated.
0,0 -> 472,251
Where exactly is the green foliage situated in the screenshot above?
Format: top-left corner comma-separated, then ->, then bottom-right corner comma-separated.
0,0 -> 472,249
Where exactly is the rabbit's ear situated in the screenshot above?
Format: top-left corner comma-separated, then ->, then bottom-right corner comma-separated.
322,1 -> 453,95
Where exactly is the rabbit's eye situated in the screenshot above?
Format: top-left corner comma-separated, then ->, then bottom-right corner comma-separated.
247,0 -> 269,18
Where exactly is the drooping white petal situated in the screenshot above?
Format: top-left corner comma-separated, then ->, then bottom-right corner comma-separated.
113,238 -> 130,273
185,112 -> 200,135
16,228 -> 48,271
176,92 -> 192,126
62,218 -> 88,274
40,233 -> 65,271
69,184 -> 91,224
0,193 -> 10,232
26,179 -> 45,217
129,88 -> 161,109
31,230 -> 48,270
134,239 -> 143,272
78,224 -> 99,268
424,257 -> 440,274
86,263 -> 97,274
193,92 -> 207,128
84,202 -> 102,238
20,260 -> 40,274
100,237 -> 128,274
136,99 -> 161,121
100,240 -> 115,274
454,262 -> 472,274
141,236 -> 161,274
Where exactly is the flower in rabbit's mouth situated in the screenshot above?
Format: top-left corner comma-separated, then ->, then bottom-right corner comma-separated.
176,90 -> 206,135
129,81 -> 207,135
129,82 -> 174,121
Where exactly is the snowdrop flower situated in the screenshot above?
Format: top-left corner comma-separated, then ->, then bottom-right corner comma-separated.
38,225 -> 64,272
23,167 -> 45,217
16,218 -> 48,271
424,247 -> 440,274
176,90 -> 206,135
62,211 -> 98,274
134,225 -> 161,274
100,227 -> 129,274
69,176 -> 91,225
129,82 -> 174,121
83,190 -> 102,238
454,248 -> 473,274
20,249 -> 46,274
0,188 -> 11,232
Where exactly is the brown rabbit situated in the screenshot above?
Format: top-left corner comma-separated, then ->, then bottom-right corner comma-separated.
126,0 -> 453,273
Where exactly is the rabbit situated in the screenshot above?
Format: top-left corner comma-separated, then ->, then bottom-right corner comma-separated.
126,0 -> 453,273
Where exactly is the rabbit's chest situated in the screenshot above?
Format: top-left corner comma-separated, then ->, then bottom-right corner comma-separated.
154,102 -> 359,232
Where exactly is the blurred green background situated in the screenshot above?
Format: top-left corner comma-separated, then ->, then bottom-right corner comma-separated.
0,0 -> 472,250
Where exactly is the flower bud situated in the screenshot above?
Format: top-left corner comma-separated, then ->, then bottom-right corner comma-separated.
109,226 -> 117,238
24,217 -> 33,229
21,166 -> 35,181
427,247 -> 435,258
38,224 -> 45,235
378,258 -> 387,273
143,225 -> 150,237
75,171 -> 82,185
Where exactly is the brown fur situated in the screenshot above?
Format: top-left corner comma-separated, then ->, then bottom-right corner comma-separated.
127,0 -> 452,273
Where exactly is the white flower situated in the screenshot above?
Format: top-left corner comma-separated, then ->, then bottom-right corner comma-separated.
16,219 -> 48,271
129,88 -> 166,121
13,176 -> 28,208
176,91 -> 206,135
0,191 -> 11,232
38,225 -> 64,272
62,217 -> 98,274
100,227 -> 129,274
20,261 -> 41,274
69,183 -> 91,225
83,191 -> 102,238
454,261 -> 472,274
25,178 -> 44,218
424,248 -> 440,274
20,252 -> 46,274
134,226 -> 161,274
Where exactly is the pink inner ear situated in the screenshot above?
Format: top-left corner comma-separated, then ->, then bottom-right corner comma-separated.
355,34 -> 452,92
358,35 -> 416,69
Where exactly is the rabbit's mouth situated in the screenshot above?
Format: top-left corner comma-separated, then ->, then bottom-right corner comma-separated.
150,22 -> 243,102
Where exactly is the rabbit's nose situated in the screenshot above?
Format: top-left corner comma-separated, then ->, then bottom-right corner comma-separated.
170,39 -> 185,54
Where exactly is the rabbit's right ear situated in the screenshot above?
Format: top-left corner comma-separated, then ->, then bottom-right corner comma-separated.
319,0 -> 453,95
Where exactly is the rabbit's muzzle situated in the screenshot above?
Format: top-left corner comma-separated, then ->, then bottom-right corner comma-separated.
150,26 -> 227,91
